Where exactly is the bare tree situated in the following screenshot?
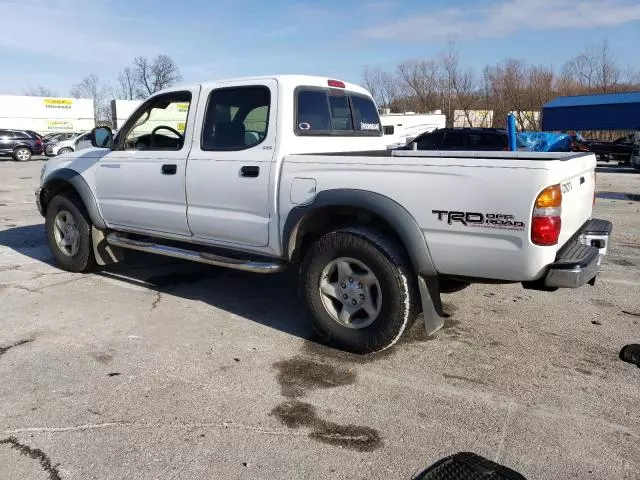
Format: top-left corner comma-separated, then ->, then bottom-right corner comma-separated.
116,67 -> 136,100
70,74 -> 111,125
561,40 -> 625,94
362,67 -> 402,110
396,60 -> 441,112
440,42 -> 476,127
23,85 -> 56,97
133,55 -> 182,98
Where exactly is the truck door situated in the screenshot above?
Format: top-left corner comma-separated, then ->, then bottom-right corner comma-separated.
186,80 -> 276,247
94,87 -> 200,236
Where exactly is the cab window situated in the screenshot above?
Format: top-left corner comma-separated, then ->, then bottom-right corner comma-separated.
121,92 -> 191,151
201,86 -> 270,151
295,87 -> 381,136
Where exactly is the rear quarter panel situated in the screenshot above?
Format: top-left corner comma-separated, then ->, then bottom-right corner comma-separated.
280,152 -> 595,282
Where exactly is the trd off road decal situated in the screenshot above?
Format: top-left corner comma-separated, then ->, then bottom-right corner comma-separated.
432,210 -> 525,231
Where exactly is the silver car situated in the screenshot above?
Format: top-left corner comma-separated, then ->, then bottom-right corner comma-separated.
46,131 -> 92,156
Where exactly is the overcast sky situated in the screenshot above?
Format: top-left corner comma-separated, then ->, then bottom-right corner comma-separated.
1,0 -> 639,96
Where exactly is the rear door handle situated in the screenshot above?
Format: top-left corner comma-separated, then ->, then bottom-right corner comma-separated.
240,166 -> 260,178
162,164 -> 177,175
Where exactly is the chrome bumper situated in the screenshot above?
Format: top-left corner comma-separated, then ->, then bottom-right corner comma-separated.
544,218 -> 612,288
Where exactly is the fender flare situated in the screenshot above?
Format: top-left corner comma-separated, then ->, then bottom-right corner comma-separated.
41,168 -> 107,230
282,188 -> 437,276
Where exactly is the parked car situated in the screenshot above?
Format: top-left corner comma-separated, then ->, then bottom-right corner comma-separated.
401,128 -> 509,151
44,132 -> 80,148
24,130 -> 45,142
37,75 -> 610,354
587,135 -> 634,162
45,131 -> 91,156
0,129 -> 44,161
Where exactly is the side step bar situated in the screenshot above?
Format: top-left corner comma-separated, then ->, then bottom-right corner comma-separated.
106,233 -> 285,274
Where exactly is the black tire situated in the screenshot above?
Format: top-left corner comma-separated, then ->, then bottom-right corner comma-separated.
58,148 -> 73,155
45,191 -> 96,273
13,147 -> 32,162
301,227 -> 419,354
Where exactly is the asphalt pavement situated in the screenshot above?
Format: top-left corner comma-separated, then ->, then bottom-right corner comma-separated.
1,159 -> 639,479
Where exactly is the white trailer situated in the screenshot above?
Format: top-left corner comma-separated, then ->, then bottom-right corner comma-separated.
0,95 -> 94,134
380,111 -> 446,148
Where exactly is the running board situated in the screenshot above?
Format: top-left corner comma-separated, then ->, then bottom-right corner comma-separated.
106,233 -> 285,274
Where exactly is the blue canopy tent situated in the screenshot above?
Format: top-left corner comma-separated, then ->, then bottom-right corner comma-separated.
542,91 -> 640,131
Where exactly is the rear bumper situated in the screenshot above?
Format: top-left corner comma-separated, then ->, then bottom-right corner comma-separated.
544,218 -> 612,288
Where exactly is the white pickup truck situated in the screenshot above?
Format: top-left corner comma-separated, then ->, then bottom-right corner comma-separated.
36,75 -> 612,353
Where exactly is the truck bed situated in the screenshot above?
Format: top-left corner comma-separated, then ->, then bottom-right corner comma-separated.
281,151 -> 596,282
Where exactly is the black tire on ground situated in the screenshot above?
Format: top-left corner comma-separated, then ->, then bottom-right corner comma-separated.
45,191 -> 96,273
13,147 -> 32,162
58,148 -> 73,155
301,227 -> 419,354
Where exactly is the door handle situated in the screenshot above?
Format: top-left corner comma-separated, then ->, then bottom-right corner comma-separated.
240,166 -> 260,178
162,164 -> 177,175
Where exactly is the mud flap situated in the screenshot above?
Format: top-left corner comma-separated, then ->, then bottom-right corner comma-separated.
92,226 -> 123,266
418,276 -> 446,336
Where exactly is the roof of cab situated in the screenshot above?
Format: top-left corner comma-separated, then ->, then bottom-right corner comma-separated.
159,75 -> 372,98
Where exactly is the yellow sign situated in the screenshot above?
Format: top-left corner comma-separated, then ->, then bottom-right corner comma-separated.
47,120 -> 74,130
177,103 -> 189,113
177,122 -> 186,133
44,98 -> 73,109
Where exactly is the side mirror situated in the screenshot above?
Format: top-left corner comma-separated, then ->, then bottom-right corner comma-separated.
91,126 -> 113,149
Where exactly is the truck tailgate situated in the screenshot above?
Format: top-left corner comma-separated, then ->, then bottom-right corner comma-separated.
547,153 -> 596,249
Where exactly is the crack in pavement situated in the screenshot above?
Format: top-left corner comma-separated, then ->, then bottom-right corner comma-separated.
0,436 -> 62,480
1,421 -> 306,437
0,339 -> 32,358
151,291 -> 163,310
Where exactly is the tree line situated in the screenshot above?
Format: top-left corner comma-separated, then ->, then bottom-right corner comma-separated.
362,40 -> 640,131
24,55 -> 182,125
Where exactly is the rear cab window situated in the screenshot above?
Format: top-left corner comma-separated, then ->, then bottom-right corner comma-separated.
295,87 -> 381,137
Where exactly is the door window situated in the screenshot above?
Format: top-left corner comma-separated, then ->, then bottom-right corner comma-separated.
441,132 -> 467,149
201,86 -> 270,151
121,92 -> 191,151
415,131 -> 444,150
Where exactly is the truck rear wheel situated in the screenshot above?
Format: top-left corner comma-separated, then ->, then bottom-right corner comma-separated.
301,227 -> 418,354
45,192 -> 96,273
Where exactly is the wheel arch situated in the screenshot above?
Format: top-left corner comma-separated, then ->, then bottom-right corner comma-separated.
283,189 -> 437,276
40,168 -> 106,230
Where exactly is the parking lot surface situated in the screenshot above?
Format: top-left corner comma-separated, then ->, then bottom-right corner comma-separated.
1,160 -> 639,479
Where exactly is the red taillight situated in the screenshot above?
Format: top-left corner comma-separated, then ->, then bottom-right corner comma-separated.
532,184 -> 562,246
531,216 -> 562,246
36,138 -> 43,146
328,79 -> 345,88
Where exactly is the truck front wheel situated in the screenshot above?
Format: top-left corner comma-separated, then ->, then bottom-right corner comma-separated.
45,192 -> 96,273
301,227 -> 418,354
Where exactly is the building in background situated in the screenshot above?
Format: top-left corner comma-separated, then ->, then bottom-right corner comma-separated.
0,95 -> 94,134
453,110 -> 494,128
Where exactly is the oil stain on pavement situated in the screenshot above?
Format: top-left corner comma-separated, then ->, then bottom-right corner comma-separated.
271,355 -> 382,452
0,437 -> 62,480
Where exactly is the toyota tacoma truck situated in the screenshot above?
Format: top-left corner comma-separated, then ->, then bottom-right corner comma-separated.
36,75 -> 612,354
